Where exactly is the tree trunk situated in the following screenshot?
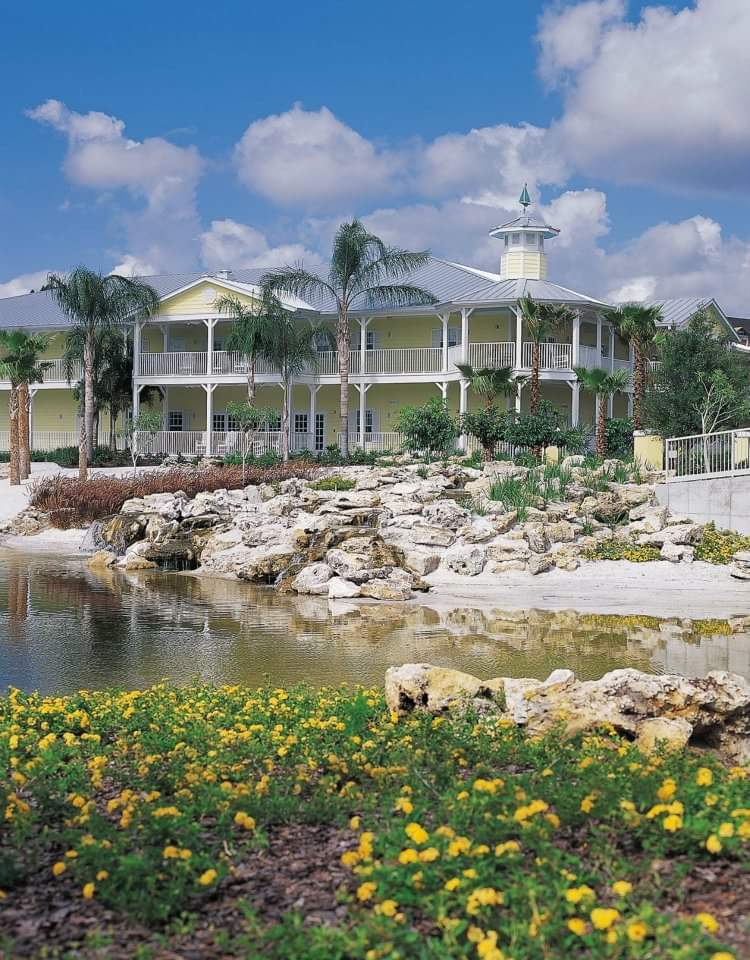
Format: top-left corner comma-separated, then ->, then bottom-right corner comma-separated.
78,407 -> 88,480
632,339 -> 644,430
109,406 -> 117,450
530,343 -> 541,414
482,442 -> 493,462
18,383 -> 30,480
248,357 -> 256,405
338,307 -> 350,458
8,386 -> 20,486
281,380 -> 290,462
597,394 -> 607,458
84,336 -> 95,461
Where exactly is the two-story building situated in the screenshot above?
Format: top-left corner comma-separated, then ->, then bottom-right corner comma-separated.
0,198 -> 740,456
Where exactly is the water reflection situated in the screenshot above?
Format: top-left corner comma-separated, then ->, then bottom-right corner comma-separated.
1,549 -> 749,695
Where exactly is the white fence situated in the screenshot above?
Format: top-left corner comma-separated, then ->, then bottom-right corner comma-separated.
665,427 -> 750,481
0,359 -> 83,386
337,432 -> 404,452
468,342 -> 515,369
521,341 -> 572,370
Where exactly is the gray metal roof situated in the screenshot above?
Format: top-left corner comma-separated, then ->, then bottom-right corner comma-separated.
642,297 -> 713,328
461,276 -> 609,307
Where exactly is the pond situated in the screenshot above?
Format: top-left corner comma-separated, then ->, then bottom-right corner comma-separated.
1,549 -> 749,695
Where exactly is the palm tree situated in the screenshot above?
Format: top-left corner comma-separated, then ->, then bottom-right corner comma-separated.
260,220 -> 436,457
518,295 -> 577,414
0,331 -> 51,484
604,303 -> 662,430
455,363 -> 518,409
45,268 -> 159,477
574,366 -> 631,458
216,295 -> 272,403
259,296 -> 320,462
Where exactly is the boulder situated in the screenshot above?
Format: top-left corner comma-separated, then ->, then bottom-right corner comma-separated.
546,520 -> 576,544
291,562 -> 333,595
443,545 -> 487,577
385,663 -> 499,714
422,499 -> 471,529
524,524 -> 549,554
580,493 -> 630,524
327,577 -> 362,599
87,549 -> 116,569
360,578 -> 412,601
487,539 -> 530,562
408,524 -> 456,548
492,559 -> 527,573
660,542 -> 695,563
403,549 -> 441,577
635,717 -> 693,753
528,554 -> 553,576
100,514 -> 148,553
639,523 -> 704,547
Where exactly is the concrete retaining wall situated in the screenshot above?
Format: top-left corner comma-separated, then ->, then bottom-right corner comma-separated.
656,473 -> 750,534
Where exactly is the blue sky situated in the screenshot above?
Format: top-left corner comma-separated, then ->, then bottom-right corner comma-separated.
2,0 -> 749,311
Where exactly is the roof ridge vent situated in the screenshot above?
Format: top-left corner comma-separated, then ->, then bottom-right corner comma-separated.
215,269 -> 232,281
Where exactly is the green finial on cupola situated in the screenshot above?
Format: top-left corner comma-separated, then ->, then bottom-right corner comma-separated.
519,184 -> 531,209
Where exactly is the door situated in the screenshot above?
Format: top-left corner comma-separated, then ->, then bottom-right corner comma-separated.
314,412 -> 326,452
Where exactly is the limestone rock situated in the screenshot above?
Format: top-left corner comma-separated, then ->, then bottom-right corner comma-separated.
384,663 -> 498,714
443,545 -> 487,577
422,499 -> 471,529
660,542 -> 695,563
528,554 -> 553,576
525,524 -> 549,554
87,549 -> 116,569
291,562 -> 333,595
487,539 -> 530,562
403,549 -> 440,576
639,523 -> 704,547
546,520 -> 576,543
492,559 -> 527,573
360,578 -> 412,601
635,717 -> 694,752
327,577 -> 362,599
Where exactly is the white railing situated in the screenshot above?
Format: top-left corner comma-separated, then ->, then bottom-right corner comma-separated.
665,427 -> 750,481
648,360 -> 661,374
315,351 -> 363,376
468,342 -> 515,369
338,432 -> 403,452
578,345 -> 599,368
362,347 -> 442,374
210,431 -> 283,456
0,359 -> 83,386
139,352 -> 208,377
140,431 -> 207,456
0,426 -> 125,453
211,352 -> 280,376
521,342 -> 572,370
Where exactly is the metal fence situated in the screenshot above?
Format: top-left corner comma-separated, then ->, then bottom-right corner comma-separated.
665,427 -> 750,481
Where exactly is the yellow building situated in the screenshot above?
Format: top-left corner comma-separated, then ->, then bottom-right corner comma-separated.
0,196 -> 740,455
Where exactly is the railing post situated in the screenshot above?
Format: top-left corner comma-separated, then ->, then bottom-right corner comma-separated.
572,311 -> 581,367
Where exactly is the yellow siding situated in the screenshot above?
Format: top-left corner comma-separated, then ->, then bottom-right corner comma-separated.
501,251 -> 546,280
159,281 -> 259,316
469,310 -> 514,343
366,313 -> 444,349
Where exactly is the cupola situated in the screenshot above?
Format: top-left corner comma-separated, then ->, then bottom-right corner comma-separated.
489,185 -> 560,280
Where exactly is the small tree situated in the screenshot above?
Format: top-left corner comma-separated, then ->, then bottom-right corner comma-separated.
225,400 -> 278,482
126,411 -> 162,476
455,363 -> 518,409
504,401 -> 567,457
518,295 -> 576,413
574,367 -> 631,458
216,296 -> 273,403
604,303 -> 661,430
462,407 -> 512,461
0,331 -> 52,484
395,397 -> 459,462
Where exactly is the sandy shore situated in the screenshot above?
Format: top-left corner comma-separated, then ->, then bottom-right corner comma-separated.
421,559 -> 750,620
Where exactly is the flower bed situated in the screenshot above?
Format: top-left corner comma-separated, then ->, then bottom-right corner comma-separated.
1,683 -> 748,958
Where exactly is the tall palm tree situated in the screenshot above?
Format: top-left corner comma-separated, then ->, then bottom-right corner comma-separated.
574,366 -> 631,458
455,363 -> 518,409
259,296 -> 320,462
45,268 -> 159,477
518,295 -> 576,414
216,295 -> 272,403
0,331 -> 51,484
260,220 -> 436,457
604,303 -> 662,430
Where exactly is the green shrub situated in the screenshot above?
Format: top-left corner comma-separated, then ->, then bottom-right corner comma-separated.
308,475 -> 356,492
585,539 -> 662,562
695,523 -> 750,564
395,397 -> 459,462
605,418 -> 634,459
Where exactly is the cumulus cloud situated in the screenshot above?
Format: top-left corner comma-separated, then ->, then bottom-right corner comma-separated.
233,104 -> 404,209
109,254 -> 158,277
547,0 -> 750,191
0,270 -> 55,298
200,218 -> 324,271
27,99 -> 204,272
536,0 -> 625,86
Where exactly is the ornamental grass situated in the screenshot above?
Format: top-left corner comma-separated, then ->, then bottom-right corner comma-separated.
28,462 -> 315,528
1,683 -> 748,958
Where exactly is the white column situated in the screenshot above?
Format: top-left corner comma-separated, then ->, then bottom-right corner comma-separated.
596,315 -> 602,364
515,306 -> 523,369
28,388 -> 37,451
203,383 -> 216,456
627,394 -> 634,417
205,318 -> 215,376
441,312 -> 449,373
358,316 -> 370,375
162,386 -> 169,431
459,379 -> 468,452
461,308 -> 471,363
608,394 -> 614,417
571,381 -> 580,426
132,322 -> 142,415
515,381 -> 522,413
356,382 -> 370,446
572,311 -> 581,367
309,384 -> 319,450
435,381 -> 448,401
609,328 -> 615,372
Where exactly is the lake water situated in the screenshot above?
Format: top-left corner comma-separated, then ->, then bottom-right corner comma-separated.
1,549 -> 749,694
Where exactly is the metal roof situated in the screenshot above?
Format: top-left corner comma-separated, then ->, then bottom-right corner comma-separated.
642,297 -> 713,328
461,276 -> 609,307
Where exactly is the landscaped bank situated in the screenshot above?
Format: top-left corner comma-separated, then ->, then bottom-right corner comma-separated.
1,679 -> 749,958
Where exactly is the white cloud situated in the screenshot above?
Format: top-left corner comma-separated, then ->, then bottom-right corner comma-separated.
28,99 -> 204,272
548,0 -> 750,191
233,104 -> 403,209
0,270 -> 54,298
109,254 -> 158,277
536,0 -> 625,86
200,218 -> 324,271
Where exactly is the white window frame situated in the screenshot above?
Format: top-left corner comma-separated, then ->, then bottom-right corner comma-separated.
212,412 -> 226,432
168,411 -> 184,433
314,412 -> 326,452
294,412 -> 309,434
355,409 -> 378,435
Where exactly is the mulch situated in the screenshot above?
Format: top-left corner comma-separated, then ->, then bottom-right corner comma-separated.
0,824 -> 355,959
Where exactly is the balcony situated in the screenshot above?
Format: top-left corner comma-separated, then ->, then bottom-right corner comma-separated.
0,358 -> 82,387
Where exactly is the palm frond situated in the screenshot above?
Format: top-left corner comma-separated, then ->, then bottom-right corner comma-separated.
356,283 -> 438,308
260,267 -> 337,309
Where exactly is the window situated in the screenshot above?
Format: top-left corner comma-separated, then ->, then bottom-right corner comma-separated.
212,412 -> 226,432
432,326 -> 461,349
355,409 -> 376,435
268,413 -> 282,431
504,236 -> 509,247
511,233 -> 521,245
352,330 -> 378,350
314,413 -> 326,452
227,412 -> 241,431
314,331 -> 332,352
168,411 -> 183,432
527,233 -> 536,245
213,339 -> 223,352
294,413 -> 309,434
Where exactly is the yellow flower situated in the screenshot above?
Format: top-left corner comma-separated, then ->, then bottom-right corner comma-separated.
404,822 -> 428,845
473,778 -> 502,794
233,811 -> 256,830
494,841 -> 520,857
696,913 -> 720,934
82,882 -> 95,900
706,834 -> 722,854
710,953 -> 735,960
356,881 -> 376,902
580,793 -> 596,814
611,880 -> 632,897
376,899 -> 398,917
394,797 -> 413,815
590,908 -> 619,930
696,767 -> 714,787
467,925 -> 485,943
444,877 -> 461,891
568,918 -> 587,936
565,885 -> 594,904
349,815 -> 361,830
657,779 -> 677,801
419,847 -> 440,862
163,845 -> 181,859
627,920 -> 647,942
398,848 -> 418,864
198,869 -> 218,886
466,887 -> 503,915
718,822 -> 735,838
662,814 -> 683,832
448,836 -> 472,857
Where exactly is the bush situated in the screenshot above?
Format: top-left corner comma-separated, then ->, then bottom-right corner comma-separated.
461,406 -> 512,461
585,540 -> 662,562
695,523 -> 750,564
1,682 -> 746,956
505,401 -> 566,451
308,475 -> 356,491
29,462 -> 316,528
395,397 -> 459,461
604,418 -> 634,459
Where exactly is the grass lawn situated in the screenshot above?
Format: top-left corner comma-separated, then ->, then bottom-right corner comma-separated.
1,683 -> 748,958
